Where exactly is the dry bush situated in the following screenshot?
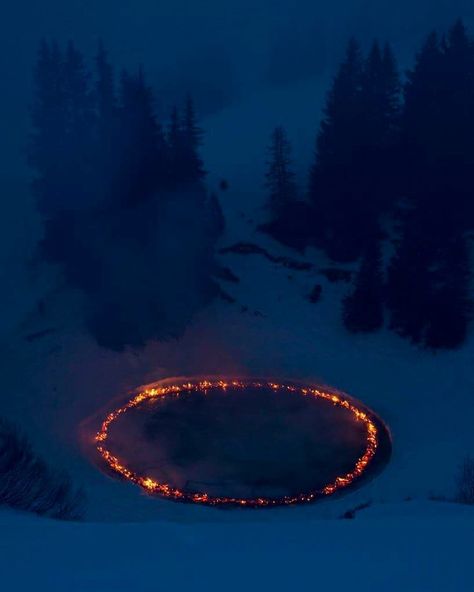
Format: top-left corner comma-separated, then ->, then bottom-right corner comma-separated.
0,418 -> 85,520
455,457 -> 474,505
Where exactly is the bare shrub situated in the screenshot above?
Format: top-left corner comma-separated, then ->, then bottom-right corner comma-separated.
455,457 -> 474,505
0,418 -> 85,520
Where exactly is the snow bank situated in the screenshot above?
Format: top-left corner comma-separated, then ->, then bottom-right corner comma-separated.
1,502 -> 472,591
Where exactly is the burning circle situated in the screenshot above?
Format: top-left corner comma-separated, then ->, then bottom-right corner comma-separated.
95,379 -> 390,508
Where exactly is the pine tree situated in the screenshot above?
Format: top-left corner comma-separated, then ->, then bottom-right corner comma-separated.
309,38 -> 401,262
261,125 -> 313,251
402,31 -> 444,178
387,32 -> 445,344
362,42 -> 400,150
265,125 -> 297,216
357,41 -> 401,225
182,94 -> 205,184
117,67 -> 166,206
440,20 -> 474,228
29,40 -> 102,283
308,39 -> 367,261
95,41 -> 119,205
62,41 -> 96,209
387,193 -> 471,348
96,41 -> 116,124
441,19 -> 474,152
386,203 -> 432,343
314,38 -> 364,169
167,105 -> 182,186
166,97 -> 205,189
382,43 -> 402,138
424,233 -> 471,349
29,40 -> 67,216
342,240 -> 384,333
30,40 -> 97,215
387,21 -> 474,349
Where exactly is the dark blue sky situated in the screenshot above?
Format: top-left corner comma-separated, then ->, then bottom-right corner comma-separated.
1,0 -> 474,177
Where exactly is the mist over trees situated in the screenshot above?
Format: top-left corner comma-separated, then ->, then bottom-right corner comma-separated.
27,21 -> 474,352
264,19 -> 473,350
29,40 -> 224,350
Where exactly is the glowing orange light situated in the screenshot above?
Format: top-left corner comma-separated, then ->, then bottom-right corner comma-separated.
95,380 -> 380,508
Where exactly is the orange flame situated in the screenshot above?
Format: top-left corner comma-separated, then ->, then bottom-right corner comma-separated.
95,380 -> 379,508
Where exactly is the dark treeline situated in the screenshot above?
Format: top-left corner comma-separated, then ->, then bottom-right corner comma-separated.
264,20 -> 474,350
29,40 -> 224,349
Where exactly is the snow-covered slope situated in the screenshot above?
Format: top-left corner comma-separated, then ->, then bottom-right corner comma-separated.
1,501 -> 473,591
2,182 -> 474,525
2,157 -> 474,515
2,80 -> 474,590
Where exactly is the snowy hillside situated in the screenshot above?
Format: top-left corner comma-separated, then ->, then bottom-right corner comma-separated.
1,79 -> 474,590
1,501 -> 473,591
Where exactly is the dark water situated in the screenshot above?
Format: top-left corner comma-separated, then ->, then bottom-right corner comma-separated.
106,385 -> 389,499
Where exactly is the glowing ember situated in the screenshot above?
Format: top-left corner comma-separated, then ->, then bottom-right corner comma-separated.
94,380 -> 383,508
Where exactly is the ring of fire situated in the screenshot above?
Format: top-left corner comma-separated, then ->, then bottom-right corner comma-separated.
95,379 -> 387,508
